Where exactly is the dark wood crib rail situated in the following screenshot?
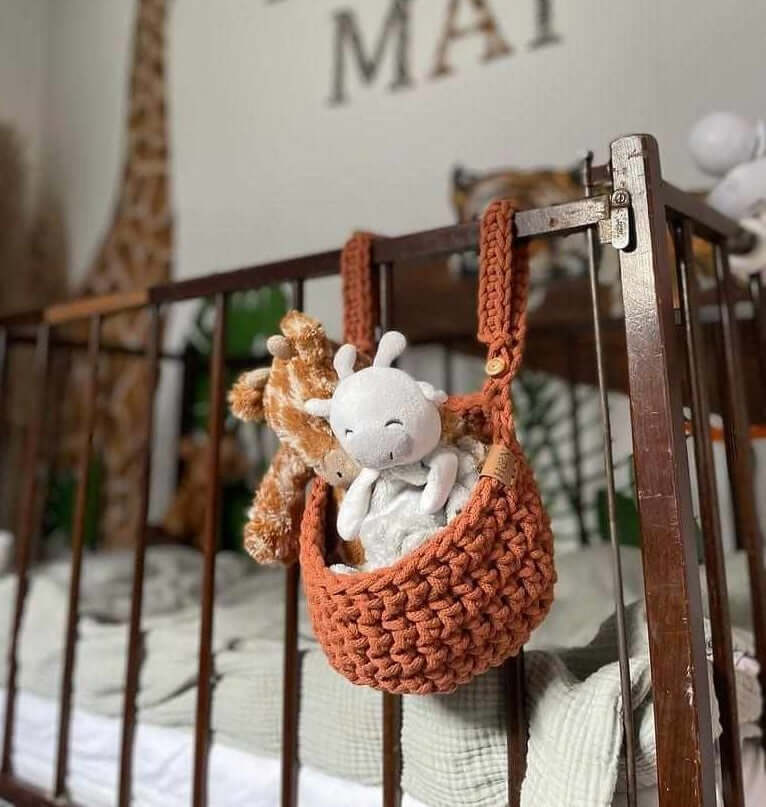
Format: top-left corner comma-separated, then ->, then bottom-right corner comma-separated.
0,134 -> 764,807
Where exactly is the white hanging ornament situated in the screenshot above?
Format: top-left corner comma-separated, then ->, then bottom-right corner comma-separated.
689,112 -> 766,279
689,112 -> 763,178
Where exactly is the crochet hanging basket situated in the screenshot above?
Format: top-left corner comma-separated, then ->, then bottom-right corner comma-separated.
299,201 -> 556,695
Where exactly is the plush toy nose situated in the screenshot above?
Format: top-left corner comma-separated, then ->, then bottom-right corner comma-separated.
316,448 -> 360,488
345,427 -> 412,469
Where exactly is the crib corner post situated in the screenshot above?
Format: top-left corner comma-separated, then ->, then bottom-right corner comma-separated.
610,134 -> 716,807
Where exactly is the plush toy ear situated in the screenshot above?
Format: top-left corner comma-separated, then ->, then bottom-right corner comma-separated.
418,381 -> 448,405
229,368 -> 270,422
266,335 -> 294,360
373,331 -> 406,368
304,398 -> 332,418
333,344 -> 357,380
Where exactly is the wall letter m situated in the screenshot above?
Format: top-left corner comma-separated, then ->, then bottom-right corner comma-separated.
330,0 -> 412,105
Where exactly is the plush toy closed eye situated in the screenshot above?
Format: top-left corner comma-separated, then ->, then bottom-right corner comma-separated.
305,331 -> 460,543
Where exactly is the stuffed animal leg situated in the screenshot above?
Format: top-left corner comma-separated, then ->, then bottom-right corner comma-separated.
243,444 -> 313,565
336,467 -> 380,541
418,448 -> 459,514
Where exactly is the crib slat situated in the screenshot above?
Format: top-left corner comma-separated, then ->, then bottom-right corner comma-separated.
192,292 -> 228,807
565,333 -> 588,546
1,323 -> 50,776
281,277 -> 304,807
442,341 -> 454,395
0,327 -> 7,435
582,150 -> 637,807
282,563 -> 300,807
381,262 -> 395,340
713,245 -> 766,747
381,262 -> 402,806
0,327 -> 8,516
118,304 -> 160,807
382,693 -> 402,807
611,134 -> 716,807
54,314 -> 102,799
378,263 -> 403,807
505,653 -> 527,807
675,224 -> 744,807
748,272 -> 766,421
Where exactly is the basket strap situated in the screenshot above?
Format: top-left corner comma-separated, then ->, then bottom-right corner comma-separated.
476,200 -> 529,446
340,207 -> 528,447
341,232 -> 379,355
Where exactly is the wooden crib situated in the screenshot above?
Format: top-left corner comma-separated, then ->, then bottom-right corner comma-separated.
0,133 -> 764,807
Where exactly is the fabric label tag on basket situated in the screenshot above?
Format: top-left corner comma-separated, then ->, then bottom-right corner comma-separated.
480,444 -> 517,487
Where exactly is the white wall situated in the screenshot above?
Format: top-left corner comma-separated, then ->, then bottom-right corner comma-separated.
0,0 -> 49,201
168,0 -> 766,337
39,0 -> 766,305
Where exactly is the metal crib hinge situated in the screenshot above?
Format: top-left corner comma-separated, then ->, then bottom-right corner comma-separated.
598,189 -> 632,250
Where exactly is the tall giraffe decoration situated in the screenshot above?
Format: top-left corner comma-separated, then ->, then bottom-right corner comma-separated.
61,0 -> 172,548
83,0 -> 171,299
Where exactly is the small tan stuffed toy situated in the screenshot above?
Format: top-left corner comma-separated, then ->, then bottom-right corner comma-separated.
229,311 -> 363,565
163,432 -> 249,548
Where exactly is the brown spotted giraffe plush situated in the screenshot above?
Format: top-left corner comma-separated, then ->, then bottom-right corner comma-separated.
229,311 -> 364,565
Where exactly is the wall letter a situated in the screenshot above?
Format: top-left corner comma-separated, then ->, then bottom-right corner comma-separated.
329,0 -> 413,105
432,0 -> 512,78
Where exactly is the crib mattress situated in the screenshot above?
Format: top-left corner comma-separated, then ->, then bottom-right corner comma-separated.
3,688 -> 765,807
0,544 -> 763,806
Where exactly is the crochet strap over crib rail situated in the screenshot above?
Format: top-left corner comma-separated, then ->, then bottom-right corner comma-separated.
475,200 -> 529,447
340,201 -> 529,447
341,231 -> 379,356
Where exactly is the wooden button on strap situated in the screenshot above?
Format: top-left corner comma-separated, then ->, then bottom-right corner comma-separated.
485,357 -> 507,377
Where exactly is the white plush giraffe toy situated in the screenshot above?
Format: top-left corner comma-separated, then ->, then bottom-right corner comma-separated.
305,331 -> 463,557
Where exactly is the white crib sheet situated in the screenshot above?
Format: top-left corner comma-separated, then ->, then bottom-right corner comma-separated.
2,689 -> 765,807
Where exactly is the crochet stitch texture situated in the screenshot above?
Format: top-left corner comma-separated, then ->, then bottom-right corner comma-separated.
300,201 -> 556,694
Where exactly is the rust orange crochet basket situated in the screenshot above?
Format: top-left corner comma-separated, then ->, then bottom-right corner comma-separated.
299,200 -> 556,695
